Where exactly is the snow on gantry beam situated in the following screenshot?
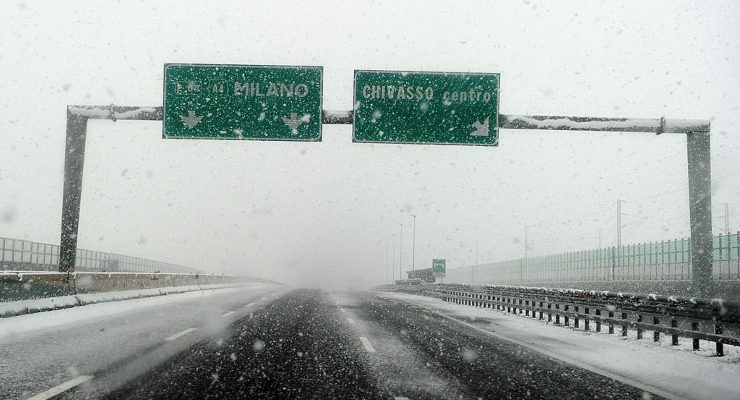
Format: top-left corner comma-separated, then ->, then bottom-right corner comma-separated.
66,105 -> 711,135
68,105 -> 163,121
499,114 -> 710,134
322,110 -> 353,124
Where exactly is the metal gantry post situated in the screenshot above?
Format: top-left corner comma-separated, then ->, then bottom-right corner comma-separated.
59,110 -> 89,272
686,130 -> 714,297
59,106 -> 163,272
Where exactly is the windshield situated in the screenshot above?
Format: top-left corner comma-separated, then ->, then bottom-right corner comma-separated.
1,1 -> 739,399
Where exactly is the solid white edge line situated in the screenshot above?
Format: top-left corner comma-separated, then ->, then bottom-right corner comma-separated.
26,375 -> 93,400
359,336 -> 376,353
165,327 -> 196,342
393,297 -> 690,400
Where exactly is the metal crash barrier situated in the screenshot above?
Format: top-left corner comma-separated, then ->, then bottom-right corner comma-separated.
387,283 -> 740,357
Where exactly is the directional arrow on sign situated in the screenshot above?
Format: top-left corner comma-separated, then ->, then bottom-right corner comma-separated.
180,111 -> 203,129
471,117 -> 489,137
282,113 -> 307,134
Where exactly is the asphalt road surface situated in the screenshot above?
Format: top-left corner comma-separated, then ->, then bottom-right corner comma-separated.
38,289 -> 666,400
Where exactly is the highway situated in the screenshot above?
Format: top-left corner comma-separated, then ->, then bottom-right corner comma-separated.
3,288 -> 665,400
0,284 -> 279,399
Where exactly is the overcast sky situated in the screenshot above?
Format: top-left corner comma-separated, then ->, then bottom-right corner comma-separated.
1,0 -> 738,288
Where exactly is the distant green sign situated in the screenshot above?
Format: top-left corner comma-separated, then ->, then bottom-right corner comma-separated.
433,259 -> 446,275
163,64 -> 322,141
353,70 -> 499,146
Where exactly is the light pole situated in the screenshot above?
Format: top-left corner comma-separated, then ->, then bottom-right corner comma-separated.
721,203 -> 730,233
617,200 -> 625,249
614,199 -> 625,281
386,240 -> 390,284
523,225 -> 533,283
411,215 -> 416,271
398,223 -> 404,281
391,234 -> 396,284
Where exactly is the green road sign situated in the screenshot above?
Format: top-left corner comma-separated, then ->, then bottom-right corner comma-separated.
163,64 -> 322,141
353,70 -> 499,146
432,259 -> 446,275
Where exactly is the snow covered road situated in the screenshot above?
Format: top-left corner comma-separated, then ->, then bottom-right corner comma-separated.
4,288 -> 737,399
0,283 -> 280,399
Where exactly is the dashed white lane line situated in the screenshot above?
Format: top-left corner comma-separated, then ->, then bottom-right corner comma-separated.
394,397 -> 411,400
359,336 -> 376,353
347,318 -> 354,324
260,297 -> 267,300
339,308 -> 346,313
165,328 -> 196,342
26,375 -> 93,400
221,311 -> 235,317
245,302 -> 255,307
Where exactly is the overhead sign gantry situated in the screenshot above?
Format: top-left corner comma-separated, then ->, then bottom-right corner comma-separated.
58,64 -> 714,297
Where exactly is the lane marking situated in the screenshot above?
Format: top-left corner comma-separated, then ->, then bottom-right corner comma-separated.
27,375 -> 93,400
347,318 -> 354,324
339,308 -> 346,313
221,311 -> 235,317
359,336 -> 376,353
165,327 -> 196,342
245,302 -> 255,307
394,397 -> 411,400
393,297 -> 690,400
260,297 -> 267,300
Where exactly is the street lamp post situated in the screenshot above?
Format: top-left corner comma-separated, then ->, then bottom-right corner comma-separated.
391,234 -> 396,284
411,215 -> 416,271
398,223 -> 403,281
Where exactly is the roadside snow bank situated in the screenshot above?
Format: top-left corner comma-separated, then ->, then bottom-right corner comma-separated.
378,291 -> 740,400
0,283 -> 239,318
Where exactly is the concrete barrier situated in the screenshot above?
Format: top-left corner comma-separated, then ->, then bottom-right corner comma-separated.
0,283 -> 245,318
9,271 -> 241,292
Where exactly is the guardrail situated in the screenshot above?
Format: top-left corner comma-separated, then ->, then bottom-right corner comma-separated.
384,283 -> 740,357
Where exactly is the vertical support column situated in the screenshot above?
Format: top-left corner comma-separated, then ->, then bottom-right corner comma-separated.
715,323 -> 724,356
59,109 -> 89,272
686,130 -> 713,297
671,319 -> 679,345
